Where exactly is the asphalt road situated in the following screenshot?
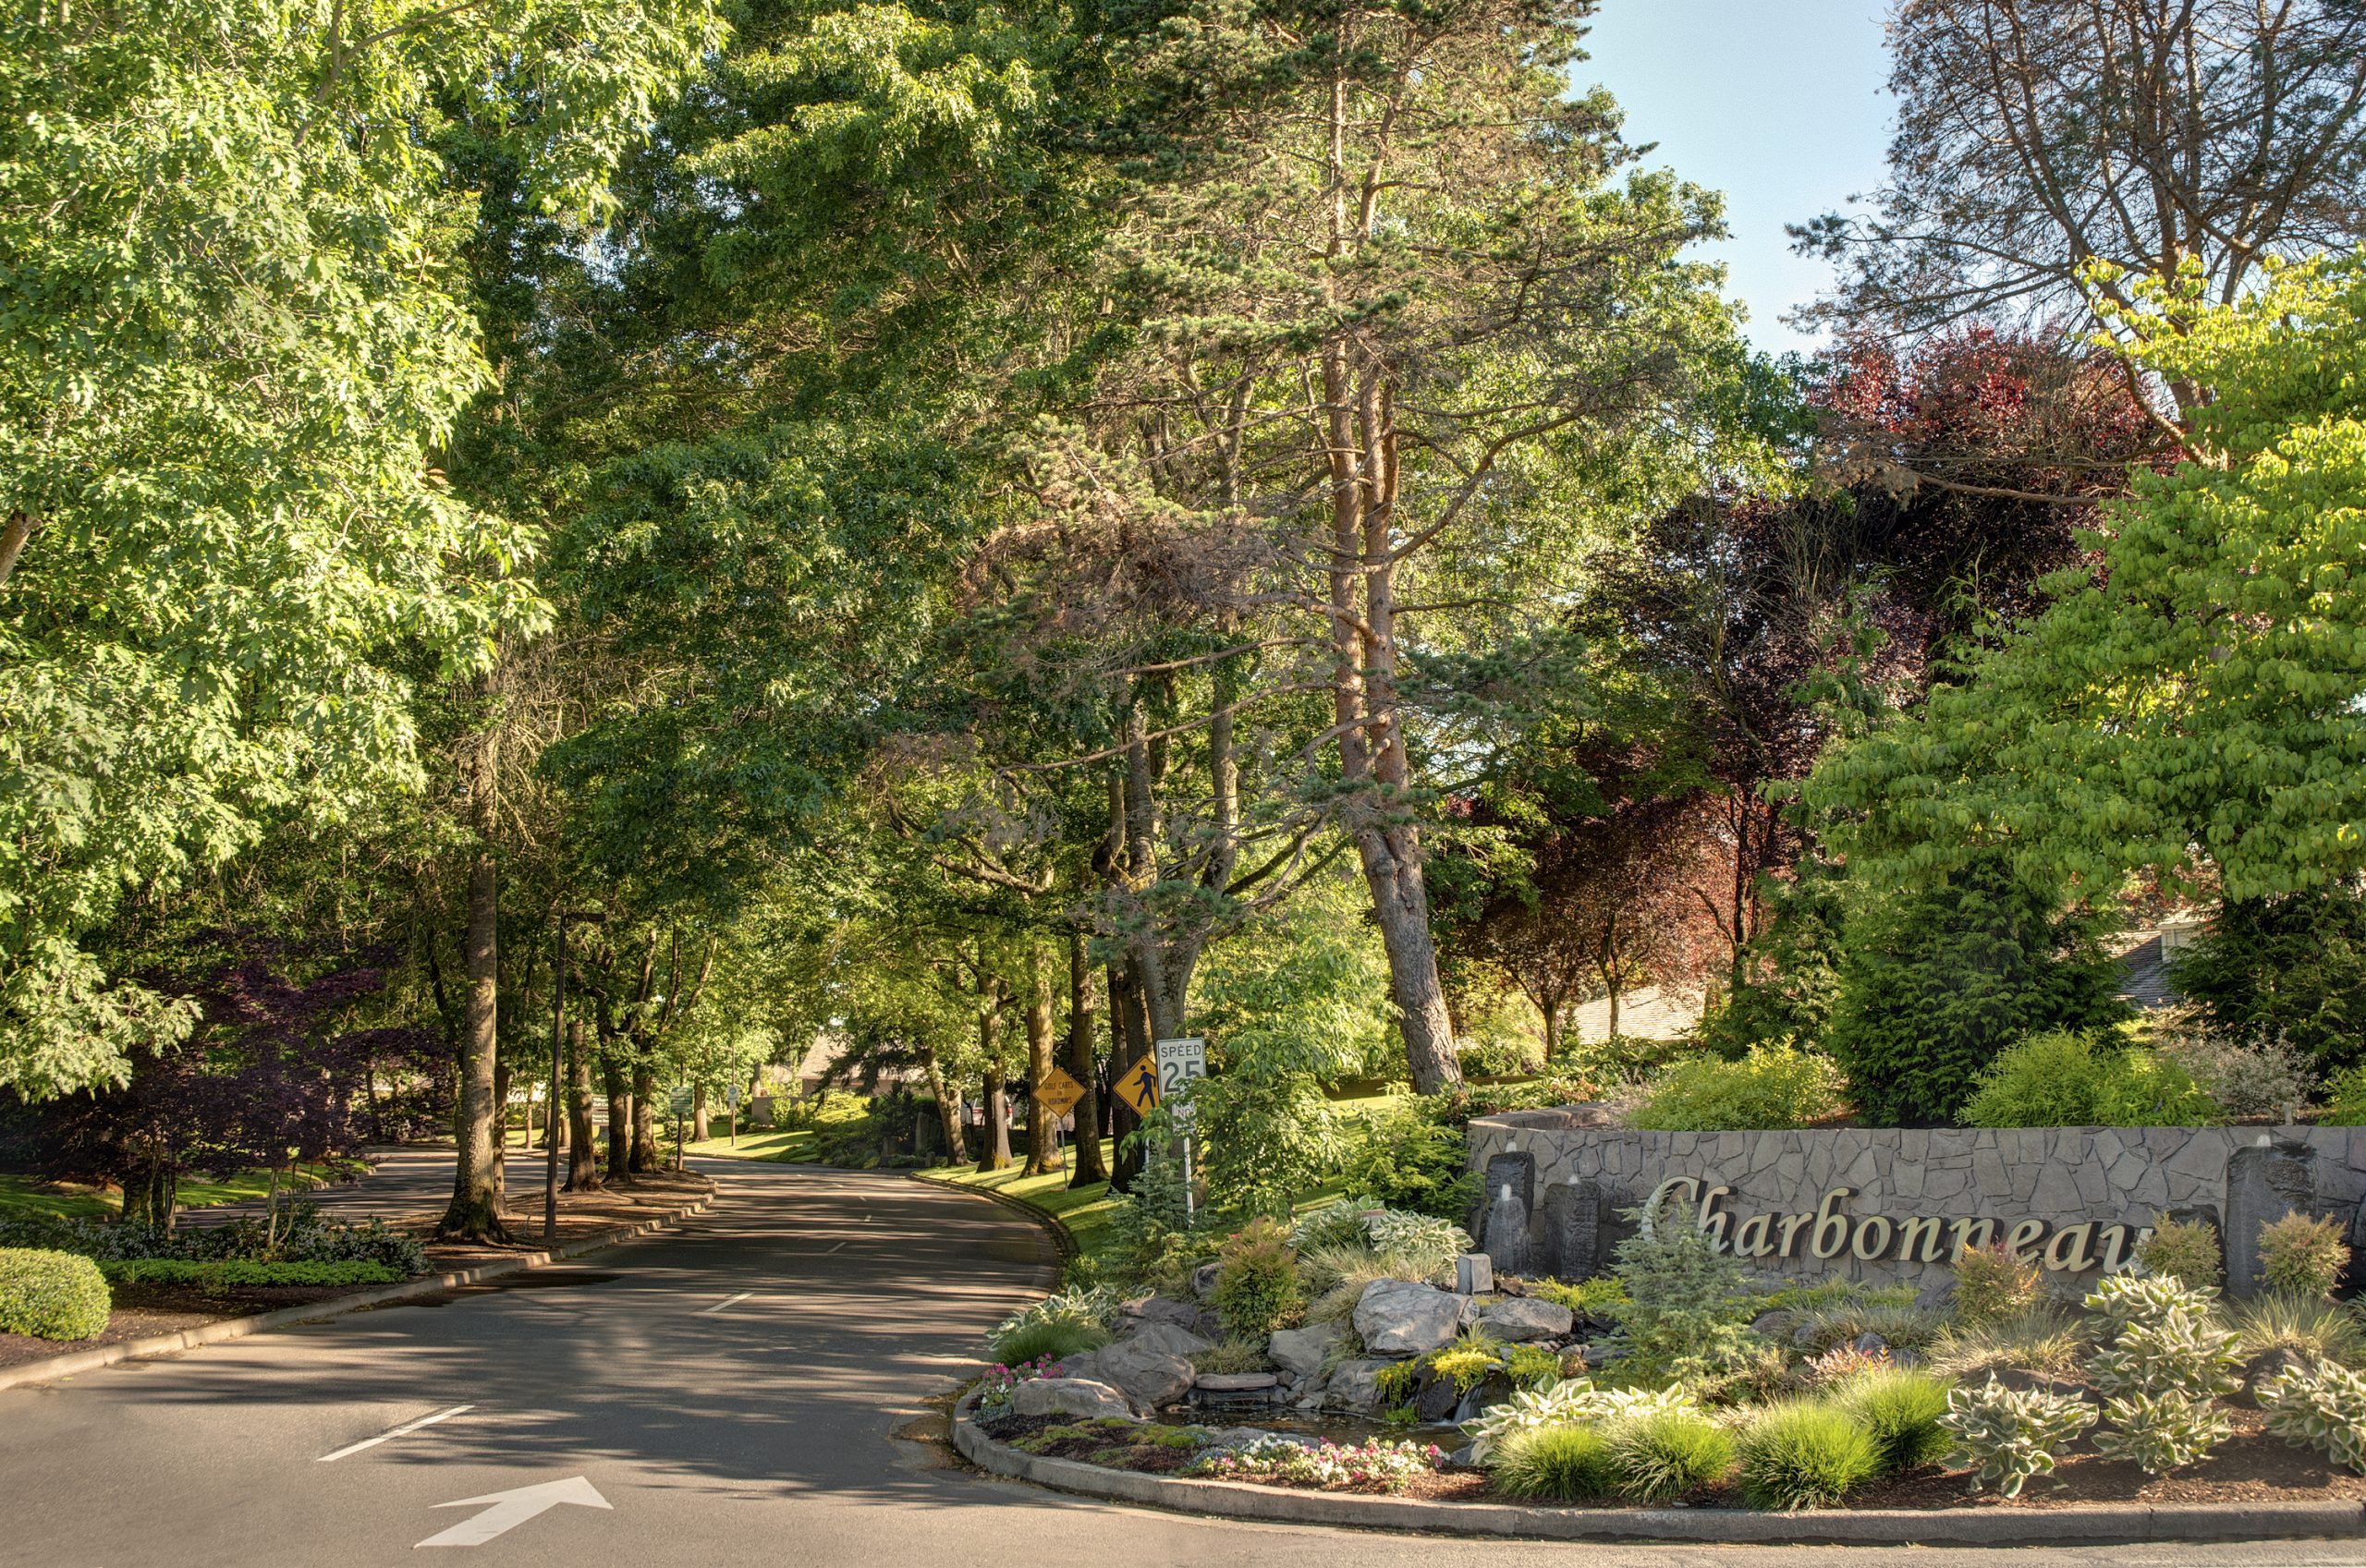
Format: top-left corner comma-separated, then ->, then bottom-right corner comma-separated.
5,1159 -> 2364,1568
179,1145 -> 464,1229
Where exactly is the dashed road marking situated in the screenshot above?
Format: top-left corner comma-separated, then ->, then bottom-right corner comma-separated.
318,1404 -> 474,1462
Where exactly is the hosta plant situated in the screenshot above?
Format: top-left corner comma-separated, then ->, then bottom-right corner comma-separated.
1942,1378 -> 2098,1497
2259,1359 -> 2366,1474
2093,1390 -> 2234,1474
1463,1378 -> 1701,1464
2082,1274 -> 2240,1403
1188,1434 -> 1443,1491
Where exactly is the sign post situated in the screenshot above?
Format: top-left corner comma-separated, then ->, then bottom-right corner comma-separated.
725,1082 -> 741,1147
1154,1038 -> 1207,1221
1034,1067 -> 1086,1173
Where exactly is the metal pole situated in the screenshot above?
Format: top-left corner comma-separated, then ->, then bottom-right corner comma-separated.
544,913 -> 567,1243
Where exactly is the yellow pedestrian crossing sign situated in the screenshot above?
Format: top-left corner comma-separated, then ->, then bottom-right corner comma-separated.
1111,1057 -> 1161,1115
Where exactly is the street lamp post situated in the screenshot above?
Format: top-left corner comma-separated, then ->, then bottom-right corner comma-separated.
547,908 -> 607,1243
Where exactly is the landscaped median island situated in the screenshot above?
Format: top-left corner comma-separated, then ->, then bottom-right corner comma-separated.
951,1190 -> 2366,1537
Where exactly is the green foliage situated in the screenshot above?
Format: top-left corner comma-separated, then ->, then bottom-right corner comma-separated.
1625,1043 -> 1847,1131
2092,1391 -> 2232,1474
2258,1211 -> 2350,1298
1186,1075 -> 1339,1222
1189,1339 -> 1273,1376
1607,1202 -> 1760,1380
2153,1031 -> 2318,1121
1428,1341 -> 1502,1393
96,1258 -> 401,1288
1503,1344 -> 1567,1389
2259,1358 -> 2366,1474
1374,1360 -> 1421,1407
1735,1402 -> 1881,1511
0,0 -> 725,1097
2134,1216 -> 2225,1291
2169,889 -> 2366,1074
1823,857 -> 2129,1125
1461,1379 -> 1701,1465
990,1318 -> 1110,1367
1603,1411 -> 1736,1504
1523,1276 -> 1629,1318
1836,1367 -> 1956,1477
2228,1293 -> 2366,1368
1942,1378 -> 2097,1497
1693,872 -> 1848,1060
1212,1219 -> 1304,1340
0,1247 -> 110,1340
1961,1029 -> 2215,1128
2081,1273 -> 2241,1405
1806,258 -> 2366,913
1337,1100 -> 1481,1221
0,1206 -> 426,1273
1789,1301 -> 1946,1355
1930,1309 -> 2083,1380
1491,1424 -> 1618,1503
1949,1242 -> 2043,1327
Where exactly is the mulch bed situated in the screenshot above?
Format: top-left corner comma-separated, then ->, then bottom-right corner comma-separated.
973,1407 -> 2366,1512
0,1170 -> 713,1373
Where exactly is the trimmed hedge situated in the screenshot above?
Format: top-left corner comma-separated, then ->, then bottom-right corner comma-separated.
0,1246 -> 112,1341
99,1258 -> 405,1289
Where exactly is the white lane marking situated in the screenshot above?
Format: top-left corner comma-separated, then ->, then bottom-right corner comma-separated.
696,1291 -> 754,1314
318,1404 -> 475,1462
416,1477 -> 611,1548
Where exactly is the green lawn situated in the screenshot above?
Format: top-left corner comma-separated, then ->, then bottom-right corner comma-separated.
915,1149 -> 1129,1270
0,1165 -> 342,1223
682,1126 -> 819,1163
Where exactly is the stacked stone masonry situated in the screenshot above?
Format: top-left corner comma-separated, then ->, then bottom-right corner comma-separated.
1465,1111 -> 2366,1296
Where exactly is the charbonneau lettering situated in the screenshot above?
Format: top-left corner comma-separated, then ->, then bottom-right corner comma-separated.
1645,1177 -> 2153,1273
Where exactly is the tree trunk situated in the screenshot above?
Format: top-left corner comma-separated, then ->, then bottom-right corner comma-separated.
975,1006 -> 1012,1173
921,1047 -> 969,1164
1106,958 -> 1153,1191
567,1018 -> 602,1192
1067,931 -> 1109,1185
1542,1003 -> 1563,1062
1022,946 -> 1057,1176
693,1082 -> 710,1144
440,845 -> 509,1242
602,1047 -> 635,1187
629,1062 -> 660,1173
1357,824 -> 1462,1093
490,1058 -> 511,1193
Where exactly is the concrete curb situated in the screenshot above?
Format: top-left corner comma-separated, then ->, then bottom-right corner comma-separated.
0,1186 -> 718,1393
911,1171 -> 1078,1270
951,1405 -> 2366,1546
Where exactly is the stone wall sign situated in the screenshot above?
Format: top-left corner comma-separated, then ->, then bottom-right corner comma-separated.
1464,1112 -> 2366,1296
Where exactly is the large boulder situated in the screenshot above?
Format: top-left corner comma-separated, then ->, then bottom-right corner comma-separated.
1323,1357 -> 1399,1414
1090,1324 -> 1210,1409
1008,1378 -> 1136,1421
1123,1295 -> 1221,1340
1476,1296 -> 1574,1343
1354,1279 -> 1464,1355
1267,1321 -> 1345,1379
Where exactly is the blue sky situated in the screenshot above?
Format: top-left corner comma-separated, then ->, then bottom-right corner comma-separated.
1579,0 -> 1896,358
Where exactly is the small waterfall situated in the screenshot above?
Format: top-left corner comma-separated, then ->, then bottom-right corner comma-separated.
1482,1182 -> 1531,1277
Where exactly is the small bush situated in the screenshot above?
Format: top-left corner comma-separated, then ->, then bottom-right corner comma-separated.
2136,1215 -> 2224,1290
1492,1424 -> 1618,1503
1838,1367 -> 1956,1477
1190,1339 -> 1273,1376
1950,1242 -> 2042,1327
1735,1402 -> 1881,1511
0,1247 -> 110,1341
2093,1390 -> 2232,1474
1338,1100 -> 1482,1220
1213,1219 -> 1304,1339
2154,1031 -> 2315,1120
98,1259 -> 402,1288
1961,1029 -> 2214,1128
1943,1378 -> 2097,1497
2259,1358 -> 2366,1473
2258,1211 -> 2349,1298
1604,1411 -> 1735,1503
1625,1044 -> 1846,1132
2082,1273 -> 2241,1404
1428,1340 -> 1501,1392
1523,1275 -> 1628,1318
2322,1064 -> 2366,1125
1503,1343 -> 1566,1388
1607,1200 -> 1759,1380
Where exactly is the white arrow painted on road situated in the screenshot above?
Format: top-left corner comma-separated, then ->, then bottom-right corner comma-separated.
415,1477 -> 612,1548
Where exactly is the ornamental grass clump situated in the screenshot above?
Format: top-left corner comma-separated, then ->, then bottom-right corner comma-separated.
1735,1402 -> 1880,1511
2227,1292 -> 2366,1368
2258,1359 -> 2366,1474
1491,1424 -> 1618,1503
1213,1219 -> 1303,1339
1942,1378 -> 2097,1497
0,1247 -> 110,1341
2258,1211 -> 2349,1298
1930,1307 -> 2083,1380
1837,1367 -> 1956,1477
1604,1411 -> 1736,1504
